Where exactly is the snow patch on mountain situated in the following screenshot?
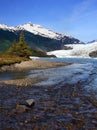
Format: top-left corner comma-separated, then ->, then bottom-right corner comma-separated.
0,24 -> 15,31
0,24 -> 8,29
47,41 -> 97,58
18,23 -> 60,39
16,22 -> 71,39
0,22 -> 73,40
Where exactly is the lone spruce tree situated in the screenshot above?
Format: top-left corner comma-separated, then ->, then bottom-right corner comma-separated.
16,32 -> 32,58
7,32 -> 32,58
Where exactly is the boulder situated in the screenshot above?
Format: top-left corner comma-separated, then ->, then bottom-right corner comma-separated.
16,99 -> 35,113
25,99 -> 35,107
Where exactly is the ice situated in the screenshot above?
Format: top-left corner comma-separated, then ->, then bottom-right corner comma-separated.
47,41 -> 97,58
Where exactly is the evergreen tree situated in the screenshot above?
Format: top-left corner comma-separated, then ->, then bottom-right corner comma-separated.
7,32 -> 32,58
16,32 -> 32,58
7,40 -> 17,55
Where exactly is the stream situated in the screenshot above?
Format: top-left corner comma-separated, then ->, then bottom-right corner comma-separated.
0,57 -> 97,129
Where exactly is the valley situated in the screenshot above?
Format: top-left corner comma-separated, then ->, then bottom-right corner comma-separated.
0,22 -> 97,130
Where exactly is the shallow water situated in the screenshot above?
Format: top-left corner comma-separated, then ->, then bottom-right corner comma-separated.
39,57 -> 97,64
0,71 -> 29,80
0,57 -> 97,96
0,57 -> 97,129
0,57 -> 97,80
0,82 -> 97,129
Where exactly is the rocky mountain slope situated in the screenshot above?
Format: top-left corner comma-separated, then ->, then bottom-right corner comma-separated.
0,22 -> 83,52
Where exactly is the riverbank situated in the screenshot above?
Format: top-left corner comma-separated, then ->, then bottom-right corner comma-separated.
0,59 -> 70,72
0,58 -> 97,129
0,60 -> 70,86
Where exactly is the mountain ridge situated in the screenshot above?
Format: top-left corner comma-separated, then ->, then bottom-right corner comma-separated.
0,22 -> 84,52
0,22 -> 73,39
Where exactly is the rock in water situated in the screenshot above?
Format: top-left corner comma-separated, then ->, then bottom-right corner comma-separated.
26,99 -> 35,107
16,99 -> 35,113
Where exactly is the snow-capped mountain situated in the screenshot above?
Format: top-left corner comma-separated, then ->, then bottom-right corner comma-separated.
47,41 -> 97,58
0,22 -> 83,52
0,23 -> 64,39
0,24 -> 8,29
0,22 -> 80,40
0,22 -> 96,58
87,40 -> 97,44
16,22 -> 65,39
0,24 -> 15,31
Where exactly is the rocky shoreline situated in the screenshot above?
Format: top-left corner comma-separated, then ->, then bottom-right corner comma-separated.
0,60 -> 97,129
0,82 -> 97,129
0,60 -> 70,72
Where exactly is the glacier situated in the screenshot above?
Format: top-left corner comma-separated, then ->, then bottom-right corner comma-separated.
47,41 -> 97,58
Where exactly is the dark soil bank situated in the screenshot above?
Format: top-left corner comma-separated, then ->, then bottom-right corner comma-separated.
0,83 -> 97,130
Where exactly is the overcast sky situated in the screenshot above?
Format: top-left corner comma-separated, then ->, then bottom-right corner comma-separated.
0,0 -> 97,42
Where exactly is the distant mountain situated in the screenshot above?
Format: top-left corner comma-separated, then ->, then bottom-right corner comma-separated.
0,22 -> 83,52
87,40 -> 97,44
47,41 -> 97,58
